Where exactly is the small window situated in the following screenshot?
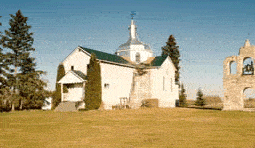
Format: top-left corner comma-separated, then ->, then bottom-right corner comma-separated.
136,52 -> 140,63
230,61 -> 237,74
171,78 -> 172,92
104,83 -> 109,89
71,66 -> 74,70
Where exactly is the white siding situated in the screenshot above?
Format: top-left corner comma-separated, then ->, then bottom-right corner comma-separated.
60,47 -> 178,110
150,57 -> 179,107
100,63 -> 134,109
129,46 -> 153,63
62,48 -> 90,75
64,83 -> 84,102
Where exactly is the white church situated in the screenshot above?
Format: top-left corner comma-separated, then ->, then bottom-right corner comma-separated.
56,19 -> 179,110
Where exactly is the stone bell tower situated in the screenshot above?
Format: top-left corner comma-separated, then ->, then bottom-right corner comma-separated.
223,39 -> 255,110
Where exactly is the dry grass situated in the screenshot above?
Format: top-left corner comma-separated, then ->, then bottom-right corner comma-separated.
1,108 -> 255,147
187,96 -> 223,109
244,99 -> 255,108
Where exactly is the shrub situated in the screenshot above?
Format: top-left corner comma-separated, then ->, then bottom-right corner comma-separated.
141,99 -> 158,108
84,53 -> 102,110
195,89 -> 206,106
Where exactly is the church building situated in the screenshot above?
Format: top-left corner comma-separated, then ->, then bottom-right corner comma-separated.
56,19 -> 179,110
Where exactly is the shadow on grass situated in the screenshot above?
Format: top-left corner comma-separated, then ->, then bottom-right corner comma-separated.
178,106 -> 223,111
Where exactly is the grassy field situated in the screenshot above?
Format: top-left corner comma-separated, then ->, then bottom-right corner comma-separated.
1,108 -> 255,148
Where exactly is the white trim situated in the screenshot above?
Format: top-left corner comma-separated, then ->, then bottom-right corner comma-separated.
62,46 -> 167,70
77,46 -> 136,68
61,47 -> 80,64
58,70 -> 86,84
166,56 -> 177,71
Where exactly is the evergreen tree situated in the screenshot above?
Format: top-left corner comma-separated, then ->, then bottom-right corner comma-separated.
2,10 -> 47,110
161,35 -> 180,84
179,83 -> 187,107
195,88 -> 205,106
52,63 -> 65,109
0,16 -> 6,89
84,53 -> 102,110
0,16 -> 7,89
0,16 -> 12,111
18,53 -> 48,109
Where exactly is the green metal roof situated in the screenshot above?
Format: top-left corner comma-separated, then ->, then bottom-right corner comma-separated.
150,55 -> 168,66
73,70 -> 87,80
79,46 -> 129,65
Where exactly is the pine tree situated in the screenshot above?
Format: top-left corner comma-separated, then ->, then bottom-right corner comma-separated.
52,63 -> 65,109
195,88 -> 205,107
161,35 -> 180,84
0,16 -> 12,111
0,16 -> 6,89
18,53 -> 48,109
84,53 -> 102,110
179,83 -> 187,107
2,10 -> 47,110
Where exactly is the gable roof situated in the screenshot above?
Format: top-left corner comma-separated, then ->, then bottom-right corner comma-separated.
58,70 -> 86,84
150,55 -> 177,71
150,55 -> 168,66
79,46 -> 130,65
73,70 -> 87,80
76,46 -> 171,68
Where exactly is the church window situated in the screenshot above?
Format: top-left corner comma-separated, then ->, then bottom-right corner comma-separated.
104,83 -> 109,89
243,57 -> 254,75
171,78 -> 172,92
71,66 -> 74,70
136,52 -> 140,63
230,61 -> 237,74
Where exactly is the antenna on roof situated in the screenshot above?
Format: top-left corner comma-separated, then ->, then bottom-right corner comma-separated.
131,11 -> 136,19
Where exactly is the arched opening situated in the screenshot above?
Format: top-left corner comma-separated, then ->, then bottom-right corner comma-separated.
243,88 -> 255,108
243,57 -> 254,75
136,52 -> 140,63
229,61 -> 237,74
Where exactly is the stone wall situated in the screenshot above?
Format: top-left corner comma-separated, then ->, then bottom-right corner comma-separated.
223,40 -> 255,110
129,70 -> 152,109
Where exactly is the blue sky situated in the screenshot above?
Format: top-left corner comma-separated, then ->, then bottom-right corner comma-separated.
1,0 -> 255,99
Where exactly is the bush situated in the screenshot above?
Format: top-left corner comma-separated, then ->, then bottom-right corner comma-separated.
52,64 -> 65,109
195,89 -> 206,106
244,98 -> 255,108
84,53 -> 102,110
179,84 -> 187,107
204,95 -> 223,108
141,99 -> 158,108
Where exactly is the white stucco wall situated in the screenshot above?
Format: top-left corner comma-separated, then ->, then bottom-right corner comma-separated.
62,48 -> 90,74
64,83 -> 84,102
150,57 -> 179,108
100,63 -> 134,109
60,46 -> 177,110
130,49 -> 153,63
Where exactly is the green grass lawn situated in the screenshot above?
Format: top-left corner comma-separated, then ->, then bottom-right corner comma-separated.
1,108 -> 255,148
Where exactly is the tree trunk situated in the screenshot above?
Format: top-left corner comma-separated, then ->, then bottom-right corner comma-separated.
19,99 -> 23,110
11,103 -> 15,111
11,66 -> 18,111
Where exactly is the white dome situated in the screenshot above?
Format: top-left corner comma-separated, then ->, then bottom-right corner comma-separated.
116,20 -> 153,63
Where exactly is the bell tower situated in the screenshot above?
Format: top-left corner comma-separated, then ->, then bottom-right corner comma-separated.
116,14 -> 153,64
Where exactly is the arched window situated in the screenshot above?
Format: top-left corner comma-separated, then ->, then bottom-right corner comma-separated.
136,52 -> 140,63
243,57 -> 254,75
243,88 -> 255,108
230,61 -> 237,74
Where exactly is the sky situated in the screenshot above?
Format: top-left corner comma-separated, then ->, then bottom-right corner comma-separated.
1,0 -> 255,99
